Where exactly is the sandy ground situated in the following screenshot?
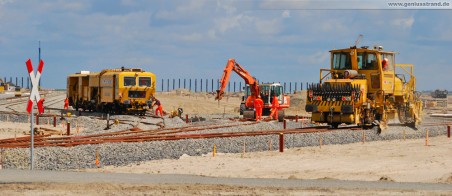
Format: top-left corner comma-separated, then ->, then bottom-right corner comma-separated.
154,90 -> 307,116
85,135 -> 452,184
1,91 -> 451,195
0,121 -> 72,139
154,90 -> 242,115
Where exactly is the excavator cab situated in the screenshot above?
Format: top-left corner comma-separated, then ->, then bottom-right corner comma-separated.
244,83 -> 285,106
242,83 -> 289,120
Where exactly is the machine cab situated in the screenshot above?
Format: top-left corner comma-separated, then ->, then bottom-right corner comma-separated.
244,83 -> 284,105
330,46 -> 397,94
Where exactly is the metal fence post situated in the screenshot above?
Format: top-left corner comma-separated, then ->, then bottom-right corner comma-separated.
284,82 -> 286,94
289,82 -> 292,93
279,133 -> 284,152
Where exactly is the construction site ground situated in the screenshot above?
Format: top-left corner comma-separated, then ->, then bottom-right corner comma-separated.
0,90 -> 451,195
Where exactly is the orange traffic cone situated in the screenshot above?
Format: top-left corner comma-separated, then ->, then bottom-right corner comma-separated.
95,149 -> 100,167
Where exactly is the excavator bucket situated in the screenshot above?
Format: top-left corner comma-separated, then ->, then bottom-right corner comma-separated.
215,90 -> 224,101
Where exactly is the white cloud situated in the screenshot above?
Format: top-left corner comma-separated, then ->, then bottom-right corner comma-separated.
39,1 -> 87,12
214,14 -> 254,34
177,0 -> 206,12
216,0 -> 237,15
155,0 -> 207,20
0,0 -> 13,5
391,16 -> 414,29
282,10 -> 290,18
298,51 -> 329,66
207,29 -> 216,39
0,1 -> 450,90
255,19 -> 282,35
318,18 -> 349,35
120,0 -> 138,6
259,0 -> 310,9
177,33 -> 204,42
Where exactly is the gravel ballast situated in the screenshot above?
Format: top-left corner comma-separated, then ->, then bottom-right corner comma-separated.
0,113 -> 449,170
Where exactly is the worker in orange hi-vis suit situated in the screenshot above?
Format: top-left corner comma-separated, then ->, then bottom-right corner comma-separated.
254,95 -> 264,121
64,97 -> 69,110
153,98 -> 163,117
270,95 -> 280,120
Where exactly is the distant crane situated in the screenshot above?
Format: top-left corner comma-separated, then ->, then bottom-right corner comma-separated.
354,34 -> 363,47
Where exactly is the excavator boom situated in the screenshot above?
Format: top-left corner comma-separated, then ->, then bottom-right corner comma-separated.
215,58 -> 259,101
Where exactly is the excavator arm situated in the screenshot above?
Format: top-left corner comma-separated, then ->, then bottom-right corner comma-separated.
215,59 -> 259,101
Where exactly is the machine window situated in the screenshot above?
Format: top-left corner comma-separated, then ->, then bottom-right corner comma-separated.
381,53 -> 395,71
138,77 -> 152,87
357,53 -> 363,69
333,53 -> 351,70
359,52 -> 378,70
260,86 -> 271,103
124,77 -> 136,86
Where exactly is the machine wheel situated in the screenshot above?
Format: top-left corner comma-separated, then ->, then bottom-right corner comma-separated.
277,110 -> 285,122
178,108 -> 183,116
239,104 -> 245,115
397,105 -> 407,124
372,125 -> 382,135
243,110 -> 255,119
331,123 -> 340,129
407,118 -> 419,130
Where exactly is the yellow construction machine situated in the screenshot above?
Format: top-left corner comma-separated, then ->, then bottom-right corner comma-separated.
305,45 -> 422,132
0,79 -> 5,93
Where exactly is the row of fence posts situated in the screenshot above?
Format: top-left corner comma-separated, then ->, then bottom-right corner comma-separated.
159,79 -> 305,93
1,76 -> 305,93
1,76 -> 31,89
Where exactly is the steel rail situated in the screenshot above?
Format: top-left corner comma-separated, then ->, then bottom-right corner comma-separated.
0,125 -> 357,148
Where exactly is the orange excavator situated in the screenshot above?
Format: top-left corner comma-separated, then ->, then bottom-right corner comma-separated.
215,58 -> 290,121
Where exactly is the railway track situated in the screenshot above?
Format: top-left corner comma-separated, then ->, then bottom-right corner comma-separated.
0,120 -> 349,148
0,90 -> 60,113
0,91 -> 450,149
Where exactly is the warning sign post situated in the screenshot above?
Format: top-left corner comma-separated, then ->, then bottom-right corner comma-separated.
26,58 -> 44,170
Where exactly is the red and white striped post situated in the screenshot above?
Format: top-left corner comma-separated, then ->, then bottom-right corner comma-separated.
25,57 -> 45,171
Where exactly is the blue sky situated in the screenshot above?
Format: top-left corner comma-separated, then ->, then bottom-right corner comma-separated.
0,0 -> 451,90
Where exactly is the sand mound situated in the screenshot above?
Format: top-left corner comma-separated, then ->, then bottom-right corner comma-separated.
379,176 -> 395,182
437,173 -> 452,184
